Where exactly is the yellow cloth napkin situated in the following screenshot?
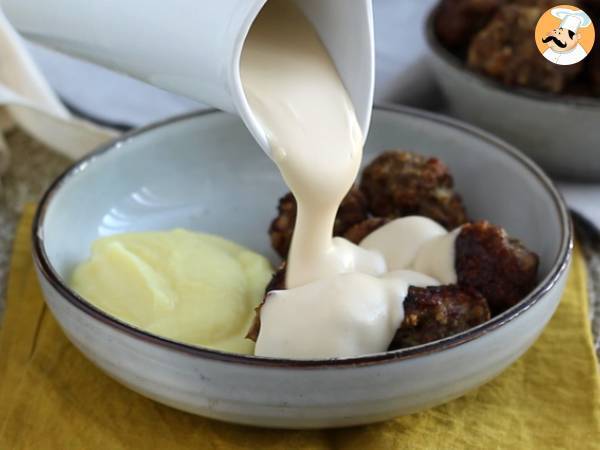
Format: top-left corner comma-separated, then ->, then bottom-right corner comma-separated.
0,205 -> 599,450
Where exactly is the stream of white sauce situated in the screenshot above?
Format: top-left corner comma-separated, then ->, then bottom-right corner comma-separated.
241,0 -> 458,359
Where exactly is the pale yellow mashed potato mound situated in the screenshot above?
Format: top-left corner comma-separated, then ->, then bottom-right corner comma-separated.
71,229 -> 273,354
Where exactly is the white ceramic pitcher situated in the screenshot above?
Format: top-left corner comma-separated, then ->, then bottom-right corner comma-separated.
0,0 -> 375,156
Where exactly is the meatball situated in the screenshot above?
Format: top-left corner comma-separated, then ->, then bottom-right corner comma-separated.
246,305 -> 262,342
359,151 -> 468,230
389,285 -> 491,350
269,187 -> 368,258
265,263 -> 287,293
434,0 -> 568,51
435,0 -> 502,50
247,263 -> 286,342
334,187 -> 370,234
467,4 -> 582,93
343,217 -> 390,244
455,221 -> 539,315
269,193 -> 296,259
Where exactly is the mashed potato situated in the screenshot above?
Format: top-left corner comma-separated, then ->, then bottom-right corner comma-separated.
71,229 -> 272,354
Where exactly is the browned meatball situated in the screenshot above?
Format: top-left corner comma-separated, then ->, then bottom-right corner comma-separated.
265,263 -> 286,293
389,285 -> 491,350
334,187 -> 370,234
247,264 -> 286,342
434,0 -> 568,50
467,4 -> 582,93
269,187 -> 368,258
246,304 -> 262,342
360,151 -> 468,230
435,0 -> 502,50
269,193 -> 296,259
456,221 -> 539,315
342,217 -> 390,244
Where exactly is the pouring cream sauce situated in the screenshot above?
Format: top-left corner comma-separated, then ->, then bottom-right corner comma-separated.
241,0 -> 458,359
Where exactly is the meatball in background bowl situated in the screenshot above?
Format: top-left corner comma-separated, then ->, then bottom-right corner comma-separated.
426,1 -> 600,180
33,106 -> 571,428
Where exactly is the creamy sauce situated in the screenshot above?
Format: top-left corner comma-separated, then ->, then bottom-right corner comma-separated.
412,228 -> 460,285
242,0 -> 458,359
255,271 -> 439,359
360,216 -> 447,271
361,216 -> 458,284
241,0 -> 380,289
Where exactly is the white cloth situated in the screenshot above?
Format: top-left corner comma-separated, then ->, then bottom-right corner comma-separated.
0,8 -> 117,173
543,44 -> 588,65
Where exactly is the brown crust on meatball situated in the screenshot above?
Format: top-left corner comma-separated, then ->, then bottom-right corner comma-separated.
360,151 -> 468,230
434,0 -> 569,50
334,187 -> 370,236
246,308 -> 261,342
455,221 -> 539,315
269,193 -> 296,259
269,187 -> 368,259
389,285 -> 491,350
265,263 -> 287,293
246,264 -> 286,342
467,4 -> 582,93
342,217 -> 391,244
246,295 -> 265,342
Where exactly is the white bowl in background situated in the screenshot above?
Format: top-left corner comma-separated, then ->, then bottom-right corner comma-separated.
426,4 -> 600,181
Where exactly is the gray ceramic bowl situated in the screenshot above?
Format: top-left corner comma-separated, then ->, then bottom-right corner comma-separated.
426,4 -> 600,180
33,106 -> 572,428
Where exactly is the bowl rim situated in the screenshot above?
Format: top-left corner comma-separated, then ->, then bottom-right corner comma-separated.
32,104 -> 573,369
424,2 -> 600,110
